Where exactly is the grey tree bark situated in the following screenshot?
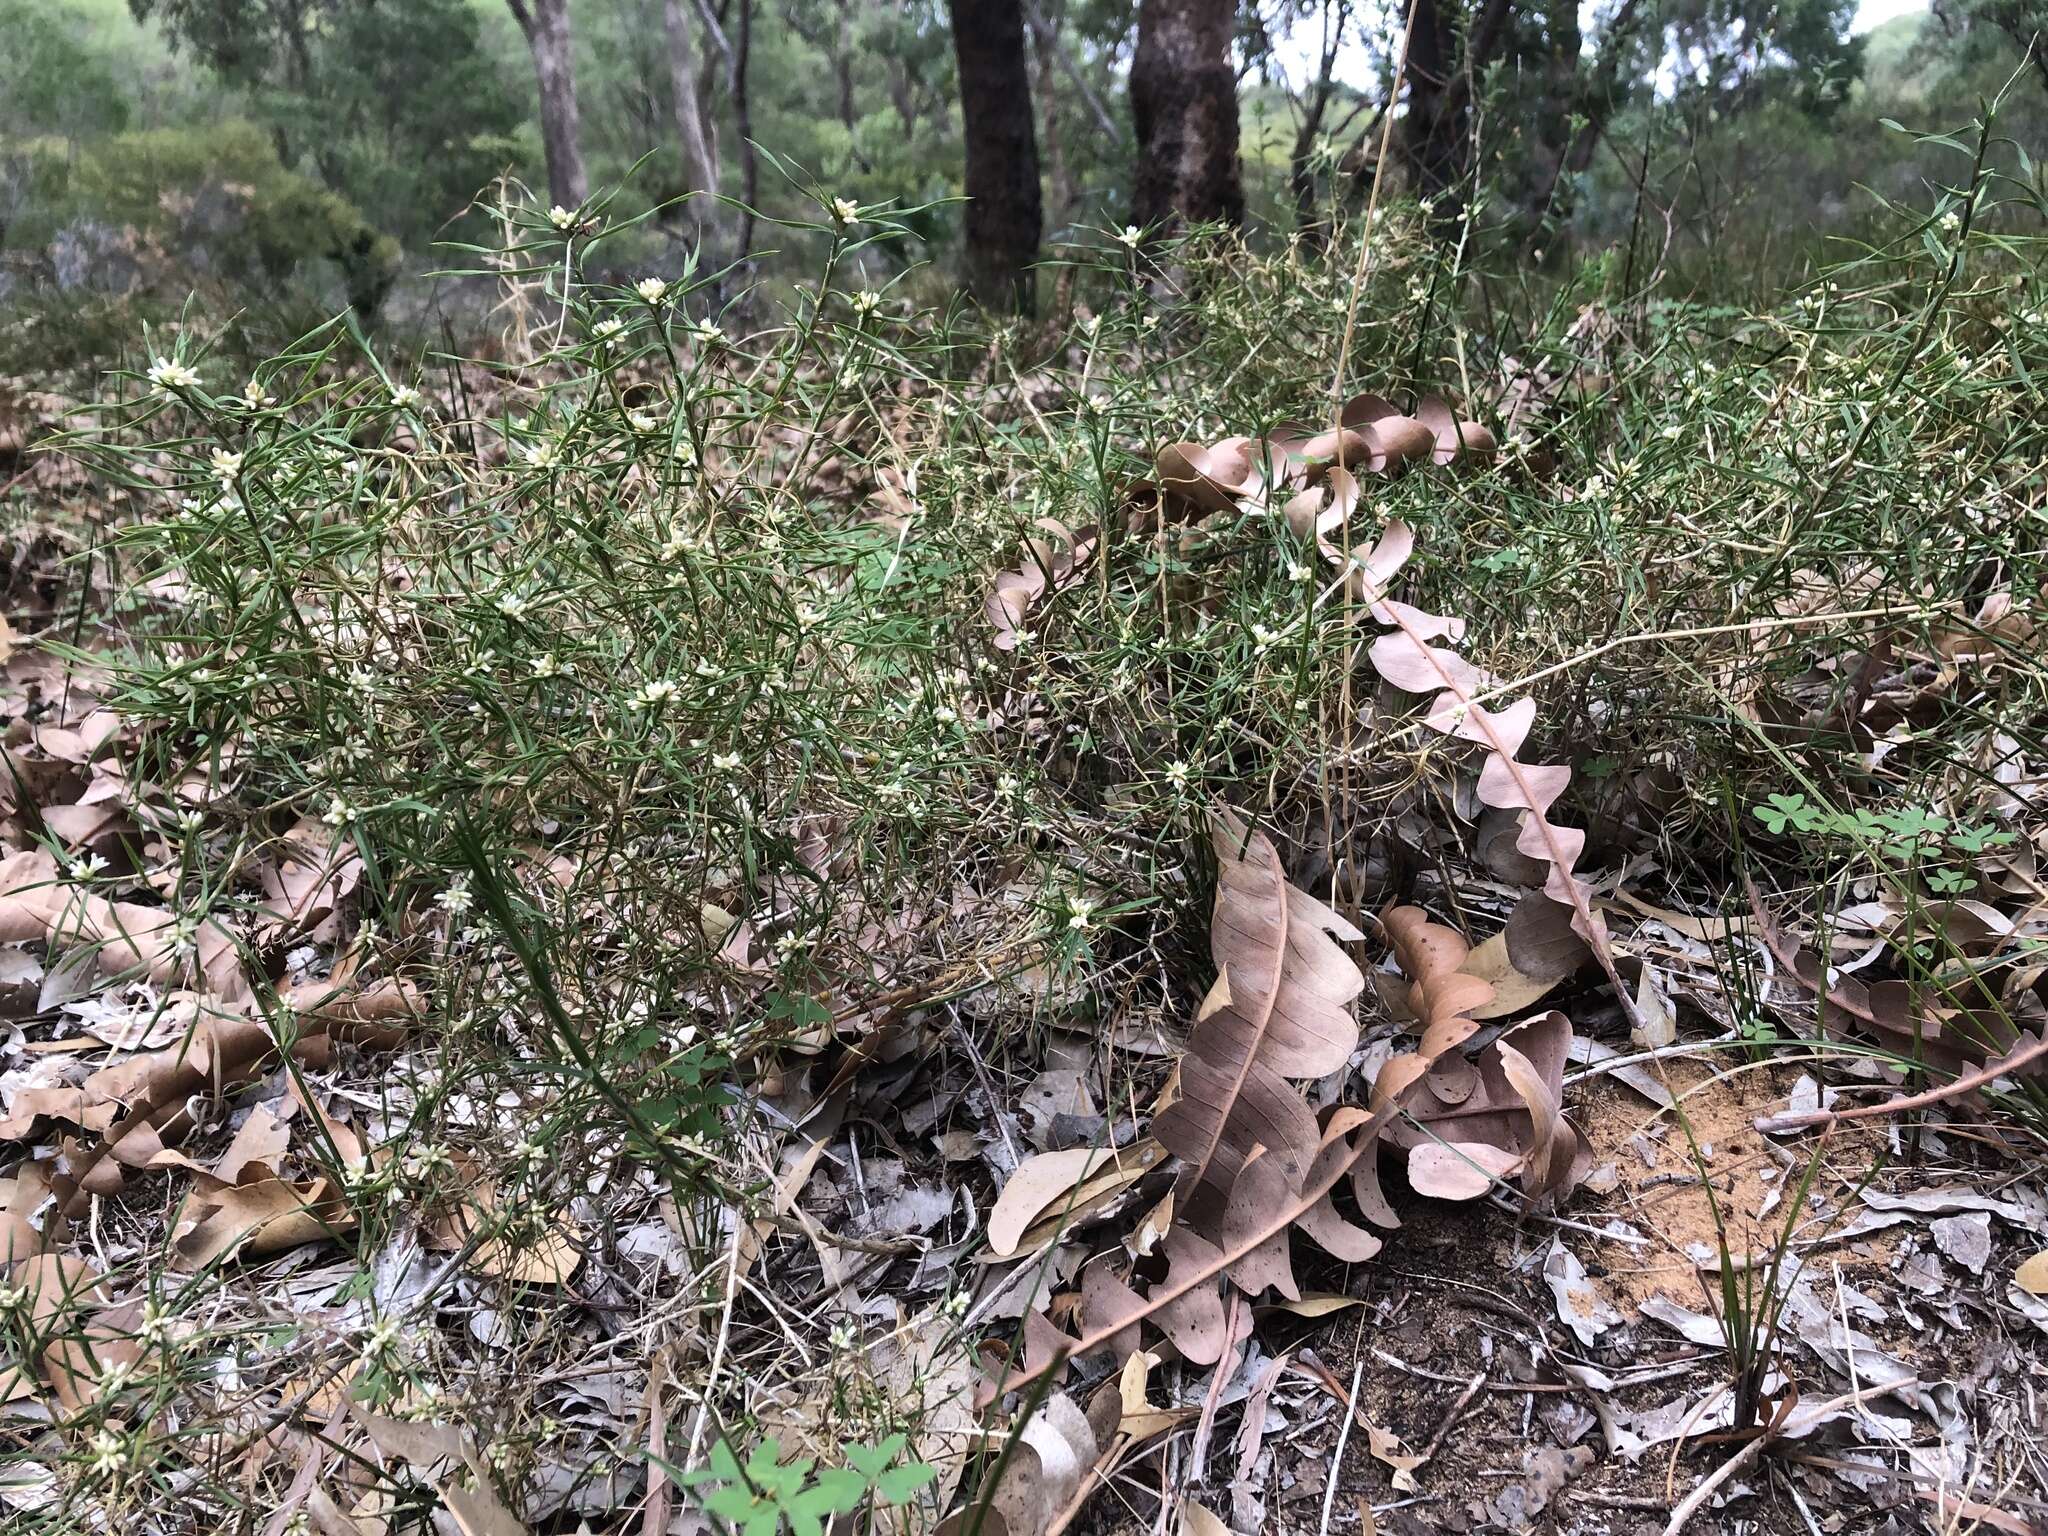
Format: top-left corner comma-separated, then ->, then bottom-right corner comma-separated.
1131,0 -> 1244,231
506,0 -> 590,211
661,0 -> 722,233
948,0 -> 1044,313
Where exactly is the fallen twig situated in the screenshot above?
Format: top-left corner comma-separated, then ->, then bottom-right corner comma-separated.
1754,1036 -> 2048,1135
1665,1379 -> 1918,1536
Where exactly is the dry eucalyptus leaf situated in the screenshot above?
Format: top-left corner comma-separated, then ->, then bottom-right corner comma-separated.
985,1147 -> 1126,1255
1154,810 -> 1364,1227
1542,1237 -> 1620,1346
2015,1250 -> 2048,1295
173,1169 -> 355,1268
1408,1141 -> 1521,1201
1458,932 -> 1564,1020
1632,962 -> 1678,1049
989,1141 -> 1163,1257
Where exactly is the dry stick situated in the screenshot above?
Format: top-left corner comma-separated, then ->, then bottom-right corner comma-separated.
683,1214 -> 744,1467
1754,1034 -> 2048,1135
1189,1291 -> 1246,1475
1318,1359 -> 1368,1536
1663,1379 -> 1917,1536
1373,597 -> 1643,1033
1044,1434 -> 1138,1536
1414,1371 -> 1488,1469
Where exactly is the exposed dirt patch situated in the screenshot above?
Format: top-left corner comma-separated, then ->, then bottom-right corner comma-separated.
1576,1062 -> 1898,1313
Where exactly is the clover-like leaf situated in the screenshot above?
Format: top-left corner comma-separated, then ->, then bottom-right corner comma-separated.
876,1460 -> 938,1503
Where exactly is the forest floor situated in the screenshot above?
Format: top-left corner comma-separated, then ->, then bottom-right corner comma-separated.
2,201 -> 2047,1536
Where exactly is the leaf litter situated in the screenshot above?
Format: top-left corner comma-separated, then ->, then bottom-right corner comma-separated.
5,291 -> 2048,1536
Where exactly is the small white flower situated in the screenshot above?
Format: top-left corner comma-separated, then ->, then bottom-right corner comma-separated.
627,411 -> 658,433
996,774 -> 1019,796
851,289 -> 881,317
209,447 -> 243,481
523,440 -> 559,470
167,912 -> 202,960
89,1428 -> 130,1478
495,592 -> 529,618
389,383 -> 422,410
1164,759 -> 1192,787
322,796 -> 359,827
1065,895 -> 1098,932
660,532 -> 701,560
711,750 -> 743,770
1116,225 -> 1143,248
828,1320 -> 857,1349
932,703 -> 959,724
549,204 -> 577,230
594,317 -> 625,342
1286,560 -> 1311,581
361,1313 -> 406,1358
530,653 -> 563,679
241,377 -> 276,407
635,276 -> 669,304
436,881 -> 474,916
692,658 -> 719,679
136,1302 -> 173,1348
147,357 -> 201,391
630,679 -> 680,711
830,196 -> 860,226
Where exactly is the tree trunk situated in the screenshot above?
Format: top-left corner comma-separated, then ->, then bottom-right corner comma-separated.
661,0 -> 722,230
1520,0 -> 1643,229
948,0 -> 1044,313
1289,0 -> 1349,228
1131,0 -> 1243,231
1399,0 -> 1466,211
689,0 -> 757,257
1032,1 -> 1075,226
734,0 -> 758,254
508,0 -> 590,211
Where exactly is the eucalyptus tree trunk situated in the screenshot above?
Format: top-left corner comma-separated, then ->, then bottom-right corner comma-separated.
1130,0 -> 1243,231
948,0 -> 1045,313
661,0 -> 722,234
506,0 -> 590,211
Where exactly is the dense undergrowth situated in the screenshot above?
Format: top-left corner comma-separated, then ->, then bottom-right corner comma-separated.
1,107 -> 2045,1531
